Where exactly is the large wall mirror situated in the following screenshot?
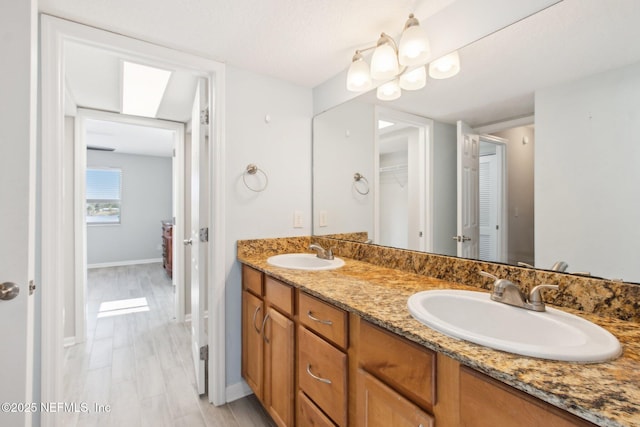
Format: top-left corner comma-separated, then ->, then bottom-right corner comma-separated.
313,0 -> 640,283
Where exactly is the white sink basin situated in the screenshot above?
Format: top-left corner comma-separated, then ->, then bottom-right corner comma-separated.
267,253 -> 345,271
407,289 -> 622,363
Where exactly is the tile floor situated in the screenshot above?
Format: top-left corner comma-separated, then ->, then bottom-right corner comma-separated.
62,263 -> 274,427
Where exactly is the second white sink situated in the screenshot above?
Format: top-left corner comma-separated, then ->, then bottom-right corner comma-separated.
267,253 -> 345,271
407,289 -> 622,363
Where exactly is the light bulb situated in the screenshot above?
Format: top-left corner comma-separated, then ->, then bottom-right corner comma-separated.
346,52 -> 372,92
399,66 -> 426,91
398,15 -> 430,66
376,79 -> 402,101
429,51 -> 461,79
371,35 -> 399,80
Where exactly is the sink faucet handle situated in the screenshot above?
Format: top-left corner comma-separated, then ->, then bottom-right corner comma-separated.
478,270 -> 498,281
528,284 -> 559,310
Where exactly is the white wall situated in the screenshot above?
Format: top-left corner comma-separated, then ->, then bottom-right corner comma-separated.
86,150 -> 172,265
535,61 -> 640,281
432,121 -> 457,256
379,149 -> 409,248
492,126 -> 535,265
225,66 -> 312,390
313,100 -> 375,237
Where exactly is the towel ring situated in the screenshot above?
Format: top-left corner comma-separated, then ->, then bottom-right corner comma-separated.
243,164 -> 268,192
353,172 -> 369,195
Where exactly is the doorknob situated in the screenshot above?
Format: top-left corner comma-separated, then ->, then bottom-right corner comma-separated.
183,239 -> 193,246
0,282 -> 20,301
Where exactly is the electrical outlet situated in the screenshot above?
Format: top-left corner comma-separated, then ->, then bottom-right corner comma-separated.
319,210 -> 328,227
293,210 -> 304,228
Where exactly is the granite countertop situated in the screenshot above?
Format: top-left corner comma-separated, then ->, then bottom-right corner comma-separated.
238,253 -> 640,427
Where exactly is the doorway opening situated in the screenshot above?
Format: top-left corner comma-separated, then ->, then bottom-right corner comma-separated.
40,15 -> 227,419
71,109 -> 186,347
375,107 -> 434,252
478,136 -> 507,263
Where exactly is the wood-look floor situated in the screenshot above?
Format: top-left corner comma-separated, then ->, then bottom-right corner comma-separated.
62,263 -> 275,427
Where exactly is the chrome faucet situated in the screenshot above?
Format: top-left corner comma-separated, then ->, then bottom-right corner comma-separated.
479,271 -> 559,312
551,261 -> 569,272
309,243 -> 334,260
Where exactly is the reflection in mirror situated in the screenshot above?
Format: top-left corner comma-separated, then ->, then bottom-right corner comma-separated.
312,0 -> 640,283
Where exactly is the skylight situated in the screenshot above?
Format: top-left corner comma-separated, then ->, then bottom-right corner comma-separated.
121,61 -> 171,118
378,119 -> 395,129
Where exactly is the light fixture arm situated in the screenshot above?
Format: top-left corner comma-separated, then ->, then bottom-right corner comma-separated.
403,13 -> 420,30
376,32 -> 398,52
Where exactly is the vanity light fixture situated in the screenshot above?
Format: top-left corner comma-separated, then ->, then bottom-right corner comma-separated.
428,51 -> 461,79
371,33 -> 400,80
377,79 -> 402,101
346,13 -> 460,101
346,51 -> 372,91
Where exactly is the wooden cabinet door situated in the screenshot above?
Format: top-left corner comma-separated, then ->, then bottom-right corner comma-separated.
460,367 -> 597,427
264,306 -> 295,427
356,369 -> 434,427
242,290 -> 264,401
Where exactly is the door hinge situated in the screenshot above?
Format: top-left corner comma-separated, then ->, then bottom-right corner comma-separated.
199,227 -> 209,242
200,108 -> 209,125
29,280 -> 36,296
172,148 -> 176,157
199,345 -> 209,361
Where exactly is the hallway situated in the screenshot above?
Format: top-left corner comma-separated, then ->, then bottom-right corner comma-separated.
62,263 -> 273,426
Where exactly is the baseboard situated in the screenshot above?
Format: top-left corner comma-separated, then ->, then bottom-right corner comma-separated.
183,310 -> 208,324
87,258 -> 162,269
63,336 -> 76,347
226,380 -> 253,403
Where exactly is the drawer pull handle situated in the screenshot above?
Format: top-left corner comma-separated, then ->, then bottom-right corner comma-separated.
307,310 -> 333,326
252,306 -> 262,334
306,364 -> 332,384
261,313 -> 271,344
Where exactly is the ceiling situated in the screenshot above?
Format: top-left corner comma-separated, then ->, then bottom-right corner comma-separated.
53,0 -> 640,156
42,0 -> 457,89
85,119 -> 176,157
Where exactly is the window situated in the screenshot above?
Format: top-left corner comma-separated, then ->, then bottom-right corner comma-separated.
86,168 -> 122,224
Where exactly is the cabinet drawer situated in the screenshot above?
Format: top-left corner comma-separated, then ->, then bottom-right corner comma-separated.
243,264 -> 263,296
356,369 -> 434,427
359,320 -> 436,411
298,391 -> 337,427
298,326 -> 347,427
299,292 -> 348,349
265,276 -> 294,316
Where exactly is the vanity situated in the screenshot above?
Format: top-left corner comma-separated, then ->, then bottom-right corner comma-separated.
238,237 -> 640,427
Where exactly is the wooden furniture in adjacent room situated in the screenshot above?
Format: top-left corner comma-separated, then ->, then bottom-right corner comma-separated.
161,220 -> 173,278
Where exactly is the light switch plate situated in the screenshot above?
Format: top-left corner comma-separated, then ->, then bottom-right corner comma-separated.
293,210 -> 304,228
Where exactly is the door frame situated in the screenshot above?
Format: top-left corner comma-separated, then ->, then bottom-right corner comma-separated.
478,135 -> 509,263
73,108 -> 186,345
374,107 -> 434,252
40,14 -> 227,424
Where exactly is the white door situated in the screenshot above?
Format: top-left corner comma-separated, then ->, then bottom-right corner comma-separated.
456,121 -> 480,259
479,154 -> 498,261
190,78 -> 209,394
0,2 -> 35,425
